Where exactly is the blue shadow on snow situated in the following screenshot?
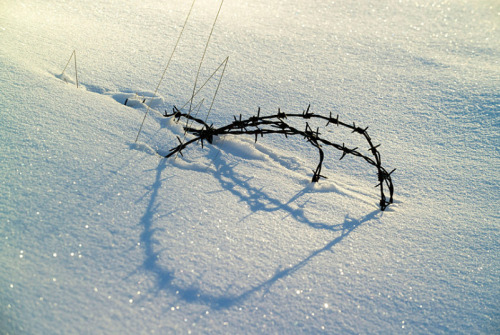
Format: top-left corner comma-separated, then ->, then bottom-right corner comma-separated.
136,149 -> 381,310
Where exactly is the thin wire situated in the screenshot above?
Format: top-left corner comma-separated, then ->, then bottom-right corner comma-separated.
135,0 -> 197,143
186,0 -> 224,120
74,50 -> 79,88
203,56 -> 229,166
176,57 -> 229,159
61,50 -> 78,88
175,0 -> 224,160
61,50 -> 75,75
204,56 -> 228,124
177,57 -> 228,112
187,98 -> 205,129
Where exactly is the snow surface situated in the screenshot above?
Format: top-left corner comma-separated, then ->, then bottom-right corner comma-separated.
1,0 -> 499,334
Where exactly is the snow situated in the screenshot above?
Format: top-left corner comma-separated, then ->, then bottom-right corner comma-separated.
1,0 -> 499,334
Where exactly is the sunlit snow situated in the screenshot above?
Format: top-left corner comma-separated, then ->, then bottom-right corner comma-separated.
1,0 -> 498,334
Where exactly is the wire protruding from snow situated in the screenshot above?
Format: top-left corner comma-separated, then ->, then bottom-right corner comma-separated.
163,106 -> 395,210
61,50 -> 79,88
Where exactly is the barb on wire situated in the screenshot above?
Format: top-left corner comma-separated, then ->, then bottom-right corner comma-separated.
163,105 -> 395,210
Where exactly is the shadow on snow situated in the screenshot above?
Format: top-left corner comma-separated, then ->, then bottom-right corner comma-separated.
137,150 -> 380,310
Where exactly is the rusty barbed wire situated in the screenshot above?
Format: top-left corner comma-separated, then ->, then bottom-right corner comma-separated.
163,105 -> 395,210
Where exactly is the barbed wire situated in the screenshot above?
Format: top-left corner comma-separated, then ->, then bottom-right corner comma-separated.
163,105 -> 395,210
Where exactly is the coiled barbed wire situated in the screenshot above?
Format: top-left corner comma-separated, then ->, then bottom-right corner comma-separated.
163,105 -> 395,210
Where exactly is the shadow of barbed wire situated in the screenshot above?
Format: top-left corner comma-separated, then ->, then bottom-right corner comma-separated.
210,153 -> 344,231
135,145 -> 381,310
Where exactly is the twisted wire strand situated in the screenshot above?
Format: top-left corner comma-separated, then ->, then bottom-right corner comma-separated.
163,105 -> 395,210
